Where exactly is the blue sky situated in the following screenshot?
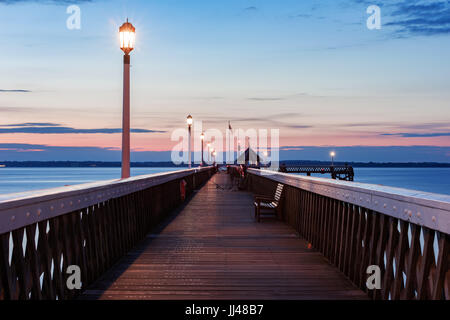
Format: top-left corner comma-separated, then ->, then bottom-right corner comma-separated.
0,0 -> 449,162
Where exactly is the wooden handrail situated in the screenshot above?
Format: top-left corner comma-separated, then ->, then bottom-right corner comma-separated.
247,168 -> 450,300
248,168 -> 450,234
0,167 -> 214,235
0,167 -> 216,300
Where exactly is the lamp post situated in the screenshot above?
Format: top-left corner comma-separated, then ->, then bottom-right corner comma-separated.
237,140 -> 241,163
330,151 -> 336,167
207,143 -> 211,164
187,115 -> 193,168
119,19 -> 136,179
200,132 -> 205,166
213,151 -> 217,164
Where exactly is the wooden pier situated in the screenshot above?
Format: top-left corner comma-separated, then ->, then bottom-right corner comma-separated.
81,173 -> 366,300
0,166 -> 449,300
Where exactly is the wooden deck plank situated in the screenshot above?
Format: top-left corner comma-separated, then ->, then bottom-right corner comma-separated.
80,173 -> 367,300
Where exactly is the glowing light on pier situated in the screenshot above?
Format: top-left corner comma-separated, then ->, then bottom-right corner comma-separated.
119,19 -> 136,54
186,115 -> 193,127
330,151 -> 336,166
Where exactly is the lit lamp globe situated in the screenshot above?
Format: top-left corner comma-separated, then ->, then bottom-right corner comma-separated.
119,19 -> 136,55
330,151 -> 336,166
187,115 -> 193,127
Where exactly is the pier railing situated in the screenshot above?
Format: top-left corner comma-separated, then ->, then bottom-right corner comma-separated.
0,167 -> 215,300
247,168 -> 450,300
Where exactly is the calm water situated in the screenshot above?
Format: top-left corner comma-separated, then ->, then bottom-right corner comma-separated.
0,167 -> 183,195
354,168 -> 450,195
0,167 -> 449,196
293,167 -> 450,195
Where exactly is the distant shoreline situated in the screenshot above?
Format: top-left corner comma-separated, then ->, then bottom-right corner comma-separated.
0,161 -> 449,168
280,160 -> 450,168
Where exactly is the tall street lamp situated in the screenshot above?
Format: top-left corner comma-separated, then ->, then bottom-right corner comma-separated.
236,140 -> 242,164
119,19 -> 136,179
200,132 -> 205,166
330,151 -> 336,167
207,142 -> 211,164
187,115 -> 193,168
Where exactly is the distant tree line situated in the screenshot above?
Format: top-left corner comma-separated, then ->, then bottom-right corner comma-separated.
0,161 -> 188,168
280,160 -> 450,168
0,161 -> 449,168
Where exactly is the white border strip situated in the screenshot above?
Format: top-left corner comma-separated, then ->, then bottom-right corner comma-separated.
0,167 -> 213,235
249,169 -> 450,234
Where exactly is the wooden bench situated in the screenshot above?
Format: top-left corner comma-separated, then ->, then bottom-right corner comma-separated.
254,183 -> 284,222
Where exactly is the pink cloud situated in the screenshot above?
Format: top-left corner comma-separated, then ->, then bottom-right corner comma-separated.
0,129 -> 449,153
16,149 -> 45,152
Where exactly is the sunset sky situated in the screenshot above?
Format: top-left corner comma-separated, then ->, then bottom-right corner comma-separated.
0,0 -> 449,162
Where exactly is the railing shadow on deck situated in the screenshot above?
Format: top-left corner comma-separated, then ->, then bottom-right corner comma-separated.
0,166 -> 216,300
242,167 -> 450,300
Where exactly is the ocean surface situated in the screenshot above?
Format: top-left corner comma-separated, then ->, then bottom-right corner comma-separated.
0,167 -> 184,195
295,167 -> 450,195
0,167 -> 449,196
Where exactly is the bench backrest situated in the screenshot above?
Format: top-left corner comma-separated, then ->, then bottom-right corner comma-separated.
274,183 -> 284,202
